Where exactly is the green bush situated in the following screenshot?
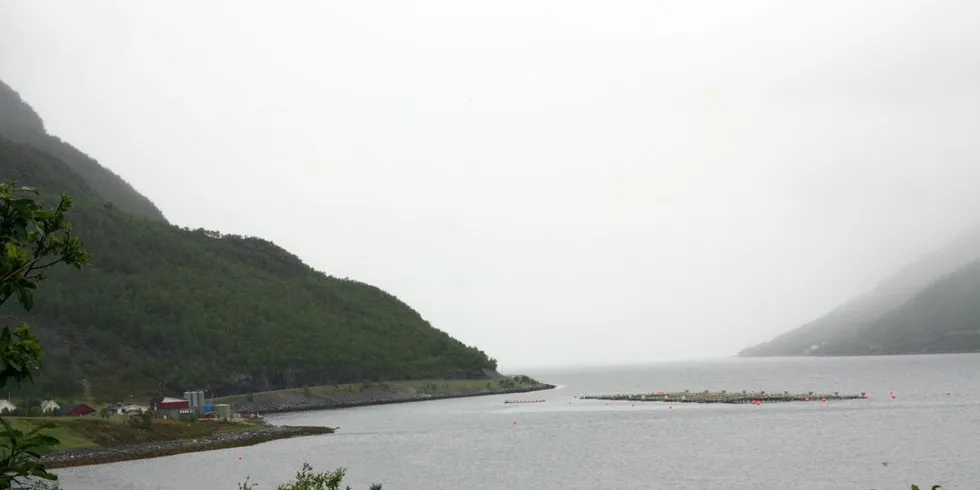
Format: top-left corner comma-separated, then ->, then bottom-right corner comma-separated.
126,411 -> 153,430
239,463 -> 382,490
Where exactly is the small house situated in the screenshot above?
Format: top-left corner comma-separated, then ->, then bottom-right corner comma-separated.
119,404 -> 147,414
105,403 -> 146,415
0,400 -> 15,414
66,404 -> 96,416
40,400 -> 60,413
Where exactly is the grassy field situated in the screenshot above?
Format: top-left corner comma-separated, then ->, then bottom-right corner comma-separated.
9,418 -> 97,451
213,378 -> 507,404
7,416 -> 269,453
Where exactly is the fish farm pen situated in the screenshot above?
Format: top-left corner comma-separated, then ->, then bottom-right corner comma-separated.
578,390 -> 868,404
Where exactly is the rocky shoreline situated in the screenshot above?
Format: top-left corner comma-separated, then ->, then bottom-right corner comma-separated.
44,382 -> 556,469
43,425 -> 334,469
230,382 -> 557,415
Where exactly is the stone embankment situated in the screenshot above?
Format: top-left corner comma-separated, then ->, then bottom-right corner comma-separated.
579,390 -> 867,404
229,381 -> 556,414
42,425 -> 333,469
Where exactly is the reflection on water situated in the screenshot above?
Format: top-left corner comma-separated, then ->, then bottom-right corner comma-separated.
57,355 -> 980,489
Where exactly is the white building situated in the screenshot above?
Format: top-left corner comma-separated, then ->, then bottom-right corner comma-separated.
0,400 -> 17,413
40,400 -> 60,413
118,404 -> 147,414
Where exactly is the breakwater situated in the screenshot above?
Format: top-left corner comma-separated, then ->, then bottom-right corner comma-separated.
223,380 -> 556,414
579,390 -> 868,404
43,425 -> 334,469
504,399 -> 546,404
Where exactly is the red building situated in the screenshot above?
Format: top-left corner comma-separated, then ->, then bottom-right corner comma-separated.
154,400 -> 191,418
65,404 -> 96,416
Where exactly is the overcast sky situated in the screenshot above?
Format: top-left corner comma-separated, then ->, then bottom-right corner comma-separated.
2,0 -> 980,370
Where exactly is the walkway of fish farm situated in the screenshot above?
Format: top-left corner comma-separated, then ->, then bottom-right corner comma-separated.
577,391 -> 868,404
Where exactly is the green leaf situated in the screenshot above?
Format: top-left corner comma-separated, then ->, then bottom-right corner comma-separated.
28,435 -> 60,447
15,288 -> 34,311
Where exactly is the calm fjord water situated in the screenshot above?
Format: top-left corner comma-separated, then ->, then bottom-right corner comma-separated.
57,355 -> 980,489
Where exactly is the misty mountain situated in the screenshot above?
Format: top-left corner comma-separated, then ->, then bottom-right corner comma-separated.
0,81 -> 497,400
0,80 -> 166,222
740,226 -> 980,356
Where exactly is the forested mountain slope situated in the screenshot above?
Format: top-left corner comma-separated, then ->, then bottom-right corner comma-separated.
0,83 -> 496,400
740,225 -> 980,357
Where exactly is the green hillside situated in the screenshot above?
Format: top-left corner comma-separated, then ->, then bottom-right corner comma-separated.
0,83 -> 497,401
740,226 -> 980,357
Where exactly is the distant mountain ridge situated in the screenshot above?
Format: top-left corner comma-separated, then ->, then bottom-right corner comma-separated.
740,225 -> 980,357
0,80 -> 497,400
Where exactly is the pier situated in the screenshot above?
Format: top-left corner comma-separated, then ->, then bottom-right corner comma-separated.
504,399 -> 546,404
578,390 -> 867,404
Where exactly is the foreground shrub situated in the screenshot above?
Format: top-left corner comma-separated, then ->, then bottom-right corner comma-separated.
239,463 -> 382,490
